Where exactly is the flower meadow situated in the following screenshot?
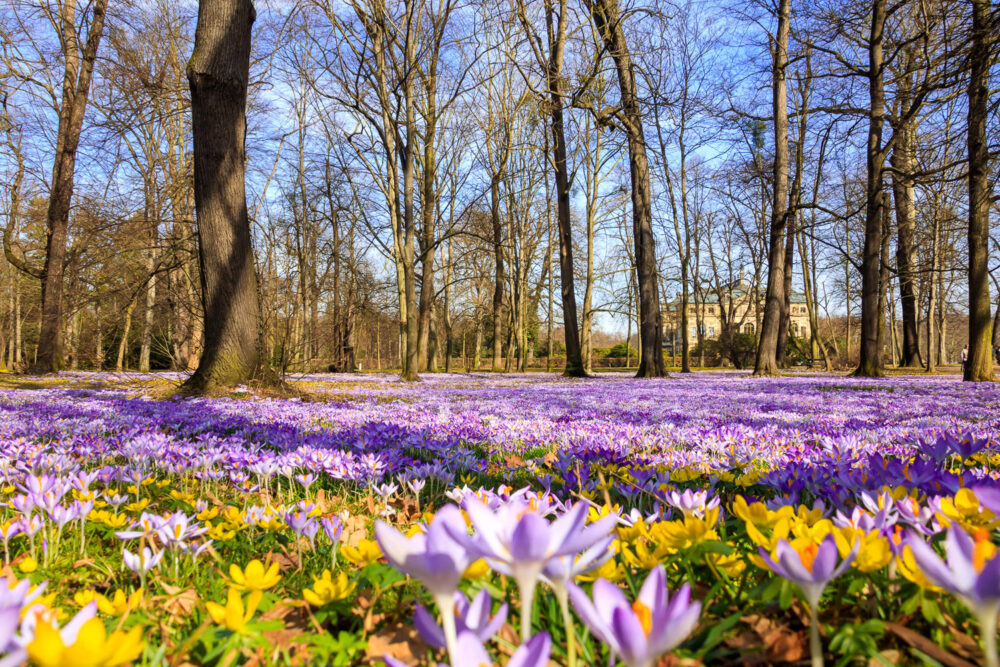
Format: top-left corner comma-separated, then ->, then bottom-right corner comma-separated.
1,371 -> 1000,666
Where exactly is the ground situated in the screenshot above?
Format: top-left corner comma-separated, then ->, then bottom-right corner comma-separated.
0,371 -> 997,666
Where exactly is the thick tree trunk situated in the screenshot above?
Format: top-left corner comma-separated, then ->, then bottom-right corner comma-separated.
754,0 -> 790,376
966,0 -> 993,381
35,0 -> 109,373
586,0 -> 665,378
854,0 -> 887,377
180,0 -> 271,394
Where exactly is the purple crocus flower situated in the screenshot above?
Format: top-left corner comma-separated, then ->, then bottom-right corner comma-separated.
383,630 -> 551,667
758,535 -> 857,667
375,505 -> 472,661
758,535 -> 856,610
907,526 -> 1000,667
414,588 -> 507,648
568,566 -> 701,667
445,495 -> 617,641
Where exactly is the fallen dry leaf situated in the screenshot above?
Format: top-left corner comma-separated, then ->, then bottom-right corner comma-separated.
885,622 -> 977,667
364,622 -> 428,665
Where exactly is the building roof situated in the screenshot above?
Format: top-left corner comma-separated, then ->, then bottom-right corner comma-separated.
665,279 -> 808,306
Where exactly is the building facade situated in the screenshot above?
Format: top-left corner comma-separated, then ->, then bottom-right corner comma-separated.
662,275 -> 811,346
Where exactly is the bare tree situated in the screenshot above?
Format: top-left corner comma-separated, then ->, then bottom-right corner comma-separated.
180,0 -> 272,393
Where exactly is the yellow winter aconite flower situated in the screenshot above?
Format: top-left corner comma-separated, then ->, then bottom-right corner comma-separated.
731,496 -> 793,532
18,556 -> 37,573
834,527 -> 891,572
671,468 -> 702,483
206,524 -> 236,541
256,516 -> 285,532
937,488 -> 1000,531
123,499 -> 149,513
220,506 -> 246,528
74,590 -> 99,607
302,570 -> 355,606
709,552 -> 746,577
228,560 -> 281,592
196,507 -> 220,522
90,512 -> 130,529
463,559 -> 491,580
648,514 -> 719,552
622,541 -> 673,570
97,589 -> 143,617
169,490 -> 195,505
576,558 -> 626,583
205,588 -> 262,635
27,617 -> 145,667
789,518 -> 834,543
896,545 -> 943,592
588,504 -> 621,525
341,539 -> 382,566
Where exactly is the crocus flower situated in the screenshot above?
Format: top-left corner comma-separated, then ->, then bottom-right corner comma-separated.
568,566 -> 700,667
445,496 -> 617,641
907,526 -> 1000,667
384,630 -> 551,667
375,505 -> 471,660
414,588 -> 508,649
758,535 -> 857,667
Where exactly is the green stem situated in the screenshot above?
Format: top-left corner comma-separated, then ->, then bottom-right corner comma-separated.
980,607 -> 999,667
434,592 -> 458,666
809,605 -> 823,667
517,573 -> 538,643
556,584 -> 577,667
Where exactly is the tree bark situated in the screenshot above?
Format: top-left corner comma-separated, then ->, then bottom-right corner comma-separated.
854,0 -> 885,377
965,0 -> 993,381
754,0 -> 790,376
180,0 -> 272,394
854,0 -> 887,377
35,0 -> 109,373
586,0 -> 666,378
890,48 -> 922,367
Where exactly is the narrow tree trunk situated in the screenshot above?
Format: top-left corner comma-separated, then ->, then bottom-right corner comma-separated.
586,0 -> 665,378
754,0 -> 790,376
180,0 -> 272,394
116,299 -> 136,372
854,0 -> 887,377
490,178 -> 504,373
965,0 -> 993,381
891,49 -> 921,367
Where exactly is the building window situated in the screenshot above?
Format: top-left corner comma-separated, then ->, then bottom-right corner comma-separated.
708,326 -> 715,338
744,323 -> 755,335
690,326 -> 697,338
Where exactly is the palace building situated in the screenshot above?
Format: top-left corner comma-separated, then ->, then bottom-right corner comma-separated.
662,272 -> 811,346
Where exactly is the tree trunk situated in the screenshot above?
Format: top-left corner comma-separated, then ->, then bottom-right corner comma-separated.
180,0 -> 272,394
35,0 -> 109,373
754,0 -> 790,376
854,0 -> 887,377
490,178 -> 504,373
586,0 -> 665,378
116,299 -> 136,372
890,49 -> 922,367
965,0 -> 993,381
